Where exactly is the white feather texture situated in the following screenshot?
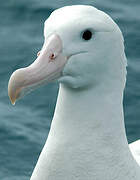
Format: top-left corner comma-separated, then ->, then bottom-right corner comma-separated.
30,5 -> 140,180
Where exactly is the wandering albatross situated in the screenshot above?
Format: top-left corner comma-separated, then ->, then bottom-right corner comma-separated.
8,5 -> 140,180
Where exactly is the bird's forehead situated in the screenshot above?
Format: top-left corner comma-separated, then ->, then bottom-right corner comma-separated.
44,5 -> 119,38
51,5 -> 99,18
45,5 -> 105,27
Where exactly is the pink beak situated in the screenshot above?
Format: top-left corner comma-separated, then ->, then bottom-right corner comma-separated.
8,34 -> 67,105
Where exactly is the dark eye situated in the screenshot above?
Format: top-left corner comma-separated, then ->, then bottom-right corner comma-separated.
82,30 -> 92,41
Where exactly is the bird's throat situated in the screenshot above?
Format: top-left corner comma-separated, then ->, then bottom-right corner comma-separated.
31,83 -> 140,180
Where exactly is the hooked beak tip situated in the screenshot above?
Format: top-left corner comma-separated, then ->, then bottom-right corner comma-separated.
8,88 -> 17,105
11,99 -> 16,105
8,72 -> 21,105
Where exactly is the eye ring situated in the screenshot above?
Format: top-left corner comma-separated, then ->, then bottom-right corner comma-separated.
82,30 -> 93,41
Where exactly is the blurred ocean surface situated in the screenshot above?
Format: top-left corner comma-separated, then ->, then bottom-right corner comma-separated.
0,0 -> 140,179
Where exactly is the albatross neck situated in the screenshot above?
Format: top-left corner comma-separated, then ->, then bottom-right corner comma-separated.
31,82 -> 140,180
50,83 -> 139,179
53,83 -> 126,141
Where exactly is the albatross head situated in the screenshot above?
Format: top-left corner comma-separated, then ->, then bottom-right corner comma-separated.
8,5 -> 127,104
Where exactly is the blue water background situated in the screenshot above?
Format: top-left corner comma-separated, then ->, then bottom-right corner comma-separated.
0,0 -> 140,179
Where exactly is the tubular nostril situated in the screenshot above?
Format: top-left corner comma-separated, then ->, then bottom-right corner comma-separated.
50,53 -> 55,59
49,53 -> 56,62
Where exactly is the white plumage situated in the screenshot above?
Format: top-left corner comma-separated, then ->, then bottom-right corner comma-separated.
130,140 -> 140,165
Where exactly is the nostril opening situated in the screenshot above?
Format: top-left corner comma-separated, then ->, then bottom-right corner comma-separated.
50,53 -> 55,59
49,53 -> 56,62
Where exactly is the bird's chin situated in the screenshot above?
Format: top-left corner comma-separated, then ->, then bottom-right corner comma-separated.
58,74 -> 88,89
58,75 -> 77,88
